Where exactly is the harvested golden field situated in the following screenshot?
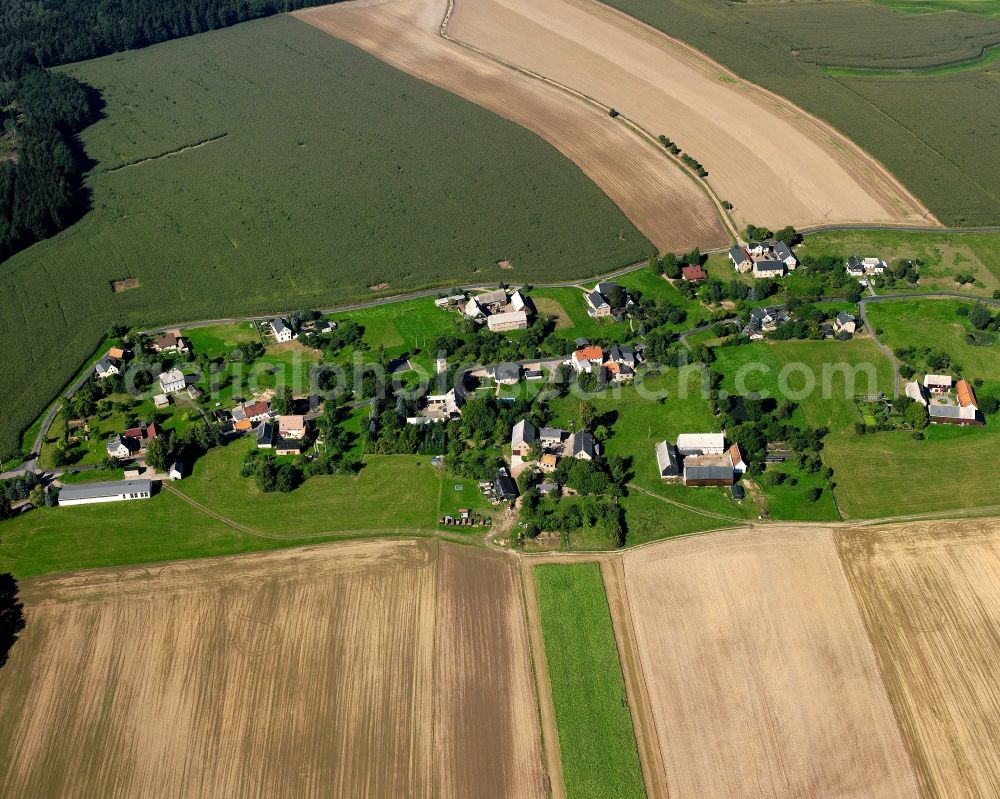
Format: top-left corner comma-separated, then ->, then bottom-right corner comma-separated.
294,0 -> 729,252
622,527 -> 919,798
0,540 -> 545,799
447,0 -> 935,231
838,520 -> 1000,799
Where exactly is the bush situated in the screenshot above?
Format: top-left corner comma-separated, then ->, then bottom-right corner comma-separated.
805,486 -> 822,502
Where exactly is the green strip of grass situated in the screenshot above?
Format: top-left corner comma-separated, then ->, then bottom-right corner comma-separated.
823,42 -> 1000,77
534,563 -> 646,799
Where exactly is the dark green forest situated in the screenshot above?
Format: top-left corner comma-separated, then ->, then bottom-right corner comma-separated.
0,0 -> 333,262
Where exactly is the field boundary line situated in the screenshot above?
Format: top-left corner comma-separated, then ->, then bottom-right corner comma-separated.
103,133 -> 229,174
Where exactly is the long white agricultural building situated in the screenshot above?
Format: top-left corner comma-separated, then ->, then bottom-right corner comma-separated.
58,479 -> 154,507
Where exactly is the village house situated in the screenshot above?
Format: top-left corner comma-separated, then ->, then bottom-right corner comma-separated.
584,282 -> 631,319
462,288 -> 531,331
269,317 -> 295,343
169,460 -> 185,481
752,260 -> 786,279
924,374 -> 953,393
94,355 -> 121,380
151,330 -> 187,353
929,378 -> 983,426
511,419 -> 538,458
846,255 -> 866,278
540,427 -> 566,449
106,422 -> 159,460
491,363 -> 521,385
524,368 -> 544,381
153,393 -> 170,409
729,245 -> 753,273
572,430 -> 598,460
232,400 -> 272,425
59,479 -> 153,507
571,345 -> 604,374
681,264 -> 707,282
487,310 -> 529,332
539,453 -> 558,473
729,443 -> 747,473
604,343 -> 637,380
407,388 -> 462,425
846,255 -> 888,280
256,421 -> 277,448
493,467 -> 518,503
744,306 -> 790,340
277,415 -> 307,439
833,311 -> 857,335
158,368 -> 186,394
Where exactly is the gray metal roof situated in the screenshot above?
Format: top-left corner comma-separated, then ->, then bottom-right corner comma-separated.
540,427 -> 565,440
928,405 -> 961,418
684,465 -> 734,481
60,479 -> 153,502
754,260 -> 785,272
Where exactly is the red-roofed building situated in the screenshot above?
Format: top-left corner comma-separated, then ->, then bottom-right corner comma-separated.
681,264 -> 707,282
571,345 -> 604,373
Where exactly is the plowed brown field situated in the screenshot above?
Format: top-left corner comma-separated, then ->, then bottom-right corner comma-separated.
838,520 -> 1000,799
447,0 -> 934,231
622,527 -> 919,799
0,540 -> 545,799
293,0 -> 730,253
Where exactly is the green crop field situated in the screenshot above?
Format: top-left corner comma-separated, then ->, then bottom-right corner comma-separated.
746,2 -> 1000,71
0,13 -> 652,460
875,0 -> 1000,17
0,444 -> 448,578
602,0 -> 1000,227
533,563 -> 647,799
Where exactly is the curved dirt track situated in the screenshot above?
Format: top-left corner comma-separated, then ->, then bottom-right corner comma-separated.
447,0 -> 936,232
293,0 -> 730,253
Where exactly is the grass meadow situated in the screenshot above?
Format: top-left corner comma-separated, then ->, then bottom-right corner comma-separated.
602,0 -> 1000,227
533,563 -> 647,799
0,13 -> 652,459
0,442 -> 453,578
799,229 -> 1000,296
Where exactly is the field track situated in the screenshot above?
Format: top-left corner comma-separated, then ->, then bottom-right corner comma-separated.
838,519 -> 1000,799
447,0 -> 936,232
293,0 -> 730,252
0,540 -> 545,799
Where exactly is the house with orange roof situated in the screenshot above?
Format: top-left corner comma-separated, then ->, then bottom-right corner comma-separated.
571,345 -> 604,374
